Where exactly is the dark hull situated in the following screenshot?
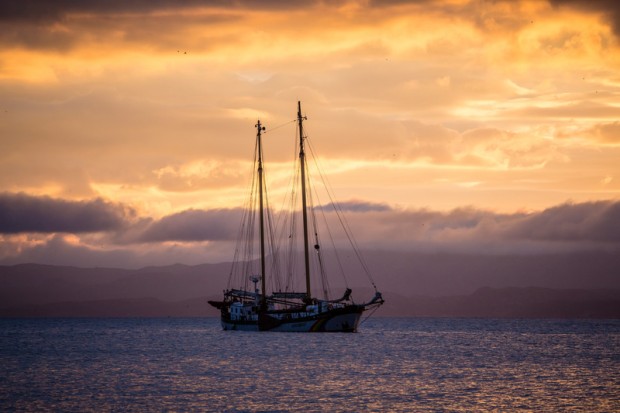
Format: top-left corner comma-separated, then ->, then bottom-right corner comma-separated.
221,305 -> 364,332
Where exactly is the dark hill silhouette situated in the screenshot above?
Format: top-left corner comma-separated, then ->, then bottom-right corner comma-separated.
1,288 -> 618,318
0,262 -> 230,307
2,249 -> 620,317
374,287 -> 620,318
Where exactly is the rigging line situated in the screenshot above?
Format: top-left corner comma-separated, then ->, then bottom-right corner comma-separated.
270,122 -> 302,293
302,141 -> 340,291
263,183 -> 275,291
287,168 -> 299,293
264,171 -> 285,294
302,135 -> 349,288
262,118 -> 297,134
304,159 -> 331,300
229,138 -> 259,289
290,180 -> 300,292
302,135 -> 329,299
243,136 -> 262,290
306,154 -> 341,297
285,126 -> 303,293
306,138 -> 379,290
310,175 -> 349,288
277,130 -> 297,293
273,175 -> 294,294
359,304 -> 380,326
309,140 -> 376,284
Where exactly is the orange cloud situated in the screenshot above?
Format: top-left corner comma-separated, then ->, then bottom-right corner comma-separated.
0,0 -> 618,225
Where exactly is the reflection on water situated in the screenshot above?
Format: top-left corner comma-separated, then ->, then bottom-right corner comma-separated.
1,318 -> 619,412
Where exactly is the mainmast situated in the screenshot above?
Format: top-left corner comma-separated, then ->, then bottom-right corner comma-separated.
297,101 -> 312,299
256,120 -> 267,300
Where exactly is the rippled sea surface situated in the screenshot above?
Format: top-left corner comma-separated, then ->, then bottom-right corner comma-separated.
1,318 -> 619,412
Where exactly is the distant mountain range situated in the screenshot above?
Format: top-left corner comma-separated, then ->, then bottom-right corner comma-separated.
1,250 -> 619,318
2,288 -> 618,319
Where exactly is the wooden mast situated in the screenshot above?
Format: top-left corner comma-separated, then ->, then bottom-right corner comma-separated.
297,101 -> 312,299
256,120 -> 267,300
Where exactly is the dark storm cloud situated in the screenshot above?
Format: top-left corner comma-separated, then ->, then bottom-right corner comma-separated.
0,233 -> 220,268
0,0 -> 319,23
367,0 -> 439,7
550,0 -> 620,36
329,200 -> 620,253
366,0 -> 620,38
0,192 -> 131,234
0,0 -> 325,51
139,208 -> 243,242
0,0 -> 211,23
2,192 -> 619,262
138,200 -> 620,245
506,201 -> 620,243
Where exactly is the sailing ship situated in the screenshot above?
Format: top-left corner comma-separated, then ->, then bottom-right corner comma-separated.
209,102 -> 383,332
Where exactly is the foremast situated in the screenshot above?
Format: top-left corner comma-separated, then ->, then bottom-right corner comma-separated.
297,101 -> 312,300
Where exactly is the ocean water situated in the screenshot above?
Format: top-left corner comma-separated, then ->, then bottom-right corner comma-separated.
1,318 -> 618,412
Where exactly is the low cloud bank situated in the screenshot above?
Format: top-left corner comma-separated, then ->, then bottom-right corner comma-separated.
138,209 -> 243,242
0,192 -> 132,234
1,194 -> 619,267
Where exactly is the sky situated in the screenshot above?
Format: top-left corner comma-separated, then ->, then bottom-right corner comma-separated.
1,0 -> 619,268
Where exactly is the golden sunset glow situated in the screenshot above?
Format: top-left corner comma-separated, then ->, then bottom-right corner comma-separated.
1,0 -> 619,267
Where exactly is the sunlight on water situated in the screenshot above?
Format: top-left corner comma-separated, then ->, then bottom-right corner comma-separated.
1,318 -> 619,412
